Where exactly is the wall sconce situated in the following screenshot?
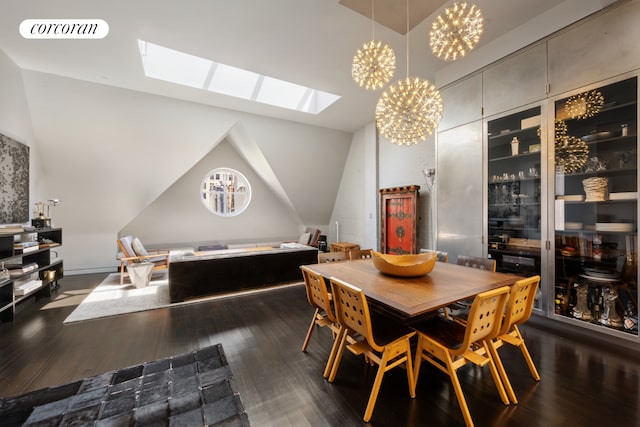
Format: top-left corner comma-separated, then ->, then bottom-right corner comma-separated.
423,168 -> 436,193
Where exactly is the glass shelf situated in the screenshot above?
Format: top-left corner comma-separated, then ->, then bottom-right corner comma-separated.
487,105 -> 543,308
553,76 -> 638,337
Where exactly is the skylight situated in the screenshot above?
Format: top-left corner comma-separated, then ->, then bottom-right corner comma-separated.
138,40 -> 340,114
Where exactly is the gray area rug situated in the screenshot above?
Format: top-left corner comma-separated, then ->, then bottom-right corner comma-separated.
63,273 -> 304,324
63,273 -> 171,323
0,343 -> 250,426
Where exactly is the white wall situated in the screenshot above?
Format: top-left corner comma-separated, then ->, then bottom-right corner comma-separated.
121,139 -> 303,247
332,121 -> 438,252
330,122 -> 377,249
0,50 -> 43,209
19,70 -> 352,272
378,133 -> 436,251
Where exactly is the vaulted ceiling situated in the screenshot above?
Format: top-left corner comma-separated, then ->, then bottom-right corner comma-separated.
0,0 -> 622,133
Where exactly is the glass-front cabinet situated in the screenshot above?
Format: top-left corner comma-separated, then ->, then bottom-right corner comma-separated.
552,76 -> 638,338
487,106 -> 543,308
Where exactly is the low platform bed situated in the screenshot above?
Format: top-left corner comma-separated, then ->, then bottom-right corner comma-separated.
168,244 -> 318,303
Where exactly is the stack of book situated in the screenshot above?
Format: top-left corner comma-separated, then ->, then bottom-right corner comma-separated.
7,262 -> 39,277
14,279 -> 43,296
14,271 -> 42,296
14,241 -> 39,254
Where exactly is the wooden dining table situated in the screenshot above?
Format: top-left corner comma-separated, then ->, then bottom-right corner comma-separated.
304,259 -> 520,323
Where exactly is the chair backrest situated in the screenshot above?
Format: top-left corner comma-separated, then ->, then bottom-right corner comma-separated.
117,235 -> 136,258
305,227 -> 321,246
457,255 -> 496,271
330,278 -> 383,352
499,275 -> 540,336
300,266 -> 336,323
455,286 -> 510,356
318,252 -> 348,263
420,248 -> 448,262
349,248 -> 373,260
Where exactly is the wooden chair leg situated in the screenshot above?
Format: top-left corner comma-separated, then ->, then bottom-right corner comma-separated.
404,341 -> 416,398
514,326 -> 541,381
487,340 -> 518,404
323,326 -> 345,379
413,338 -> 425,389
301,309 -> 320,352
328,328 -> 349,382
446,358 -> 474,427
363,351 -> 389,422
482,342 -> 511,405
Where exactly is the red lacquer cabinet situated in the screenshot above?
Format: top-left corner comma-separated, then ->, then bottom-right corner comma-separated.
379,186 -> 420,254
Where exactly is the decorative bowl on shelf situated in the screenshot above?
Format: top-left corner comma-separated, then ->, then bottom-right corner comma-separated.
371,250 -> 436,277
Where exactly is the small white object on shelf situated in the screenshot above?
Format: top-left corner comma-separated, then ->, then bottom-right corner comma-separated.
556,195 -> 584,201
521,115 -> 541,129
608,192 -> 637,200
595,223 -> 634,232
14,279 -> 43,296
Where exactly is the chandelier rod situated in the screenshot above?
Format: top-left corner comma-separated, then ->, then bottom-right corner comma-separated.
371,0 -> 375,40
406,0 -> 409,78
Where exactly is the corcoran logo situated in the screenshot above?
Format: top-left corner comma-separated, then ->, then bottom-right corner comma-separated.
20,19 -> 109,39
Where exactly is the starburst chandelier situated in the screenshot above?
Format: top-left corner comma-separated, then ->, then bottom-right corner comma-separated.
430,2 -> 484,61
351,0 -> 396,90
376,78 -> 443,145
375,0 -> 443,145
565,90 -> 604,119
556,135 -> 589,173
538,119 -> 568,139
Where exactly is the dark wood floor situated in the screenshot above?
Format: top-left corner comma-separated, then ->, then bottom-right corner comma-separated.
1,273 -> 639,426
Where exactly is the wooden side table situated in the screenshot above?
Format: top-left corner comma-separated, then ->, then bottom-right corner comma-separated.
330,242 -> 360,254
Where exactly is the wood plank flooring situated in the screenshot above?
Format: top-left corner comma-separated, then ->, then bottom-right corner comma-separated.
1,273 -> 639,426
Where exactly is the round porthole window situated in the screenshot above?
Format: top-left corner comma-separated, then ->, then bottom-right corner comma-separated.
201,168 -> 252,217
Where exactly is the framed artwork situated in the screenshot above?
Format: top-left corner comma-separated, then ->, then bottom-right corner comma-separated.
0,133 -> 29,224
379,185 -> 420,254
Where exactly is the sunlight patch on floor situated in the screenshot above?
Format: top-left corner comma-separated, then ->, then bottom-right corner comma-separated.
40,288 -> 93,310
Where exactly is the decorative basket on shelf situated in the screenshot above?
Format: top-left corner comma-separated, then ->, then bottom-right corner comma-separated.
582,177 -> 608,202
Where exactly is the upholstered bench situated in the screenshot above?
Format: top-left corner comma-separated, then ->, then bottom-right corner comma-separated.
168,244 -> 318,302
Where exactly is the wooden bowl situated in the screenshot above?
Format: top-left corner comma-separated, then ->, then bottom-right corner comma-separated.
371,250 -> 436,277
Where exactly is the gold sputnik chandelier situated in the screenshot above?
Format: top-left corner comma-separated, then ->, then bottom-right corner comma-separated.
565,90 -> 604,119
430,2 -> 484,61
555,135 -> 589,174
376,78 -> 443,145
351,0 -> 396,90
538,119 -> 568,139
375,0 -> 443,145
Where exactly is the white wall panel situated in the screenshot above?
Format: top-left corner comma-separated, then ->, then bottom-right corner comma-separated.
438,74 -> 483,132
548,1 -> 640,96
483,43 -> 548,117
436,121 -> 484,262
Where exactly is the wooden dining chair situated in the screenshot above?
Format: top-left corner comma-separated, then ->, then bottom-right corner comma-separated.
487,275 -> 542,404
348,248 -> 372,260
420,248 -> 448,262
300,266 -> 361,378
300,266 -> 338,353
328,278 -> 416,423
456,255 -> 496,271
318,252 -> 348,263
449,255 -> 497,317
412,285 -> 511,427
